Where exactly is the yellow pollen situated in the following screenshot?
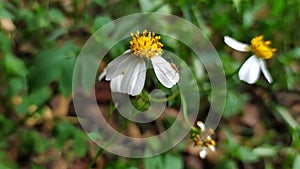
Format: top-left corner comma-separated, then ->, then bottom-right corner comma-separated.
130,30 -> 163,58
250,35 -> 277,59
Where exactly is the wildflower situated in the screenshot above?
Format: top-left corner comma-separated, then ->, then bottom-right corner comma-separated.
224,35 -> 276,84
99,30 -> 179,96
190,121 -> 216,159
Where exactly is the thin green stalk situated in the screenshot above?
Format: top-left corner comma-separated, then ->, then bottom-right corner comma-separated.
148,90 -> 180,102
274,105 -> 298,130
87,111 -> 135,168
102,101 -> 116,138
225,67 -> 240,80
88,119 -> 130,169
181,94 -> 191,127
88,148 -> 104,169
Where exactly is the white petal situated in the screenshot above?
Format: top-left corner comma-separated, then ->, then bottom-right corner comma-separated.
224,36 -> 250,52
106,51 -> 133,80
151,56 -> 179,88
208,145 -> 216,152
120,58 -> 146,96
238,55 -> 261,84
110,75 -> 123,93
258,59 -> 273,83
197,121 -> 205,131
98,68 -> 107,81
199,148 -> 207,159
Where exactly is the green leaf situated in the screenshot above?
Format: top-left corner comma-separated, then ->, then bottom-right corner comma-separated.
48,8 -> 65,24
0,150 -> 18,169
293,155 -> 300,169
4,54 -> 28,77
52,122 -> 74,148
232,0 -> 241,12
92,16 -> 112,33
29,42 -> 78,90
243,10 -> 255,28
223,128 -> 259,162
30,164 -> 46,169
253,146 -> 278,157
223,91 -> 249,118
144,155 -> 163,169
215,158 -> 238,169
19,130 -> 50,154
271,0 -> 285,16
58,57 -> 76,96
0,8 -> 14,19
73,131 -> 88,157
235,146 -> 259,162
164,154 -> 183,169
139,0 -> 171,13
88,132 -> 103,141
7,77 -> 27,96
29,86 -> 52,106
0,115 -> 16,139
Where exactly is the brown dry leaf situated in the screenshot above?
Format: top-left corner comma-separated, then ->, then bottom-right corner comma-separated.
50,158 -> 68,169
186,142 -> 202,156
61,0 -> 74,12
256,7 -> 270,20
50,94 -> 72,117
68,157 -> 90,169
185,156 -> 204,169
61,17 -> 73,28
126,123 -> 143,145
33,148 -> 61,165
242,104 -> 260,127
143,130 -> 156,138
6,138 -> 19,162
11,95 -> 22,105
127,123 -> 142,138
276,91 -> 300,107
95,82 -> 111,102
163,107 -> 179,119
0,18 -> 15,32
98,61 -> 107,74
98,105 -> 110,120
19,43 -> 34,53
291,104 -> 300,114
253,122 -> 266,138
291,61 -> 299,72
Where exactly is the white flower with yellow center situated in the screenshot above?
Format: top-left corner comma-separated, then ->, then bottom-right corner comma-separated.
99,30 -> 179,96
224,35 -> 277,84
191,121 -> 216,159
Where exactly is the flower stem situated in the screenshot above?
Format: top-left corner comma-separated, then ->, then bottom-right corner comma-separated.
88,148 -> 104,169
181,93 -> 191,126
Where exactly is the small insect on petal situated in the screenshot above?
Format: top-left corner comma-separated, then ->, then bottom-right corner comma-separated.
170,63 -> 179,73
151,56 -> 179,88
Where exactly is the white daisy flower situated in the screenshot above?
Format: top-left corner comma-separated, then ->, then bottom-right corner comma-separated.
99,30 -> 179,96
224,35 -> 277,84
192,121 -> 216,159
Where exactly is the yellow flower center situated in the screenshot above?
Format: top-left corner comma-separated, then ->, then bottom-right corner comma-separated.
130,30 -> 163,59
250,35 -> 277,59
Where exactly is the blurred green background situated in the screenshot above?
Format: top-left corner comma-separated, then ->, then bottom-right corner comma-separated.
0,0 -> 300,168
